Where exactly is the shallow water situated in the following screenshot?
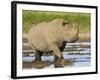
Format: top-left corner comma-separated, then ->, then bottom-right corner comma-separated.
23,54 -> 91,68
23,42 -> 91,68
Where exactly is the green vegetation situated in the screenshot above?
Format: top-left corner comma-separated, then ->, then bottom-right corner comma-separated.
23,10 -> 90,33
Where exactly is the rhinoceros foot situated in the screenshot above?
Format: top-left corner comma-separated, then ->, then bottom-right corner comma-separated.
54,59 -> 64,68
54,59 -> 74,68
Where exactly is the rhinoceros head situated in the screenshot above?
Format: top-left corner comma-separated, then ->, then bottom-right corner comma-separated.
49,18 -> 79,43
62,20 -> 79,43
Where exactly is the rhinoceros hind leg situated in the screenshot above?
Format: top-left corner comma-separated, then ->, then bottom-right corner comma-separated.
33,50 -> 51,69
35,50 -> 43,61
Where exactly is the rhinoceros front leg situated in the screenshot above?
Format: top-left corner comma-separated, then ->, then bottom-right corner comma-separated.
50,44 -> 64,68
59,41 -> 67,52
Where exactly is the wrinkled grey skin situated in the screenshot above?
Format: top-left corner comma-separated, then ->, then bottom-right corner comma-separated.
28,19 -> 79,68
